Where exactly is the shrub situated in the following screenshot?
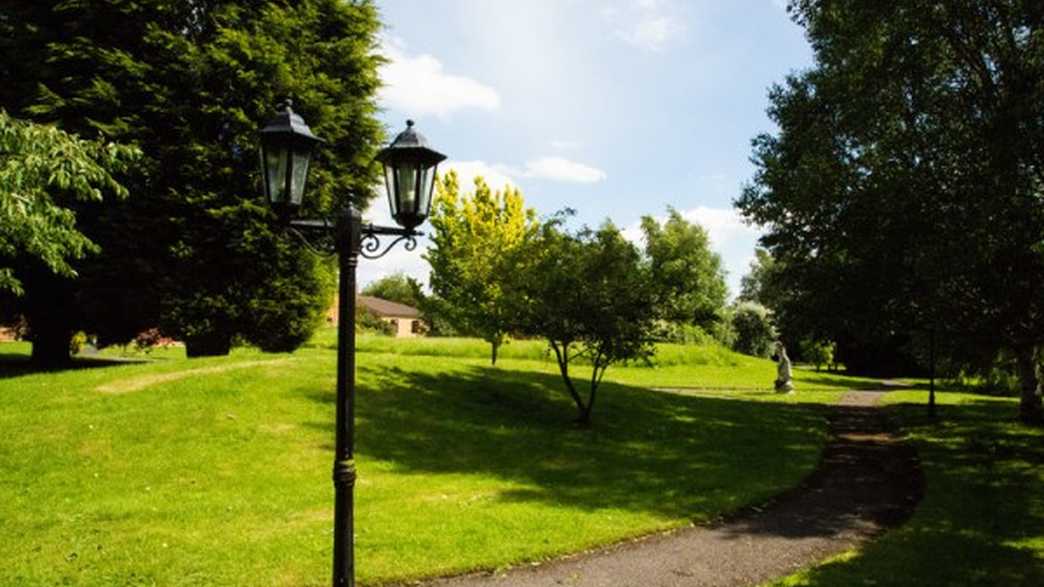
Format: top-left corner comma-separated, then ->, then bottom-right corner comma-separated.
356,306 -> 395,336
799,338 -> 836,371
730,302 -> 777,358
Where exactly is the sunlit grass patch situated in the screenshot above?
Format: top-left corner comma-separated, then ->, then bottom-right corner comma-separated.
0,339 -> 842,585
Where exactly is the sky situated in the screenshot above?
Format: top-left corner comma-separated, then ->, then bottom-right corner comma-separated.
362,0 -> 814,297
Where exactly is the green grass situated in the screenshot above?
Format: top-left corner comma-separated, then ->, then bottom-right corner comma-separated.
768,390 -> 1044,587
307,331 -> 753,368
0,336 -> 853,586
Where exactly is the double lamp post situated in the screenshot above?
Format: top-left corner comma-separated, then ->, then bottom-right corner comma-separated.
259,102 -> 446,587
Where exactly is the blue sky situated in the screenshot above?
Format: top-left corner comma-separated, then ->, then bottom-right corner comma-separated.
362,0 -> 813,296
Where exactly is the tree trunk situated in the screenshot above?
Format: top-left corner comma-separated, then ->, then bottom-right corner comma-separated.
549,341 -> 587,420
25,272 -> 76,367
185,333 -> 233,357
490,340 -> 498,366
1015,346 -> 1043,425
30,323 -> 73,367
575,404 -> 593,426
928,328 -> 936,417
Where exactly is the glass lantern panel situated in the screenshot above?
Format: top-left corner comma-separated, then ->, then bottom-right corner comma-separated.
417,165 -> 435,220
384,164 -> 398,216
395,164 -> 419,215
264,145 -> 289,204
289,144 -> 312,206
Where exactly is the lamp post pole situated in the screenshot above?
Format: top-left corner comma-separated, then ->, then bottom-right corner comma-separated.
291,209 -> 428,587
332,206 -> 361,586
260,107 -> 445,587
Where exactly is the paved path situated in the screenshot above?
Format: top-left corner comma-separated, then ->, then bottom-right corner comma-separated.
412,390 -> 923,587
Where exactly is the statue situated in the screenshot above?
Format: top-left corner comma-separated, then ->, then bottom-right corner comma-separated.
774,341 -> 794,393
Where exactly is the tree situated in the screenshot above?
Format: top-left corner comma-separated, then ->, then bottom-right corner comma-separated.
2,1 -> 383,362
799,338 -> 835,372
640,208 -> 728,331
737,1 -> 1044,422
738,249 -> 782,307
730,302 -> 777,358
426,171 -> 538,364
362,272 -> 425,309
512,220 -> 658,425
0,111 -> 139,295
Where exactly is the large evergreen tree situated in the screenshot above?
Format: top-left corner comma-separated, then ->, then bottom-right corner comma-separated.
737,0 -> 1044,422
0,1 -> 383,362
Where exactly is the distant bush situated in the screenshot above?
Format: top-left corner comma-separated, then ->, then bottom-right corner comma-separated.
730,302 -> 777,358
799,339 -> 836,371
356,307 -> 395,336
69,331 -> 89,355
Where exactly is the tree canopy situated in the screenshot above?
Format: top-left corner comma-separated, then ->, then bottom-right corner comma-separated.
511,219 -> 658,424
362,272 -> 425,310
737,0 -> 1044,421
0,111 -> 139,295
426,171 -> 538,364
1,0 -> 383,363
640,208 -> 728,331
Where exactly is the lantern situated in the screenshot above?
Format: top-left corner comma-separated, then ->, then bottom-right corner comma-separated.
259,100 -> 323,207
375,120 -> 447,230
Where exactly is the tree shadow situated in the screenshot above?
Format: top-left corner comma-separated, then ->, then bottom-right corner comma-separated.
715,402 -> 923,542
0,351 -> 151,379
296,363 -> 831,522
793,370 -> 889,390
778,401 -> 1044,585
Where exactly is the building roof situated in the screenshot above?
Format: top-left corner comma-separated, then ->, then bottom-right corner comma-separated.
357,296 -> 421,318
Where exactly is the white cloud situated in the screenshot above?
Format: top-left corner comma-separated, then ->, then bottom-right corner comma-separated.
518,157 -> 607,183
443,157 -> 606,185
379,37 -> 501,118
623,205 -> 765,299
605,0 -> 686,51
676,206 -> 762,248
441,160 -> 517,193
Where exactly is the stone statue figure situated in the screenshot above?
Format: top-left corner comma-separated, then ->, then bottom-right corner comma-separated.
774,341 -> 794,393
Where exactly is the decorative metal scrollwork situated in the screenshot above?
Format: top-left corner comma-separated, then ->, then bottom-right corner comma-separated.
287,214 -> 420,259
359,231 -> 418,260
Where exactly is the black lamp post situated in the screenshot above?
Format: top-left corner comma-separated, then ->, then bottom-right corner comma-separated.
260,103 -> 446,587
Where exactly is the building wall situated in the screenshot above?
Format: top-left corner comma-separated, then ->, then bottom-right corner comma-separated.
326,294 -> 423,338
383,317 -> 419,338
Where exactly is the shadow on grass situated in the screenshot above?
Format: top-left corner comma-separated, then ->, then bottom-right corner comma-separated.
776,402 -> 1044,586
0,352 -> 150,380
298,363 -> 831,523
792,371 -> 889,390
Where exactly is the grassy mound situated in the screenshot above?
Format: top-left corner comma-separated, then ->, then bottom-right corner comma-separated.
1,339 -> 835,586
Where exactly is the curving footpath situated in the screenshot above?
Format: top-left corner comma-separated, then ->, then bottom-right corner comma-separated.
415,390 -> 923,587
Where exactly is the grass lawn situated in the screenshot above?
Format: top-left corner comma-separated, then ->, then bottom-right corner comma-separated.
768,389 -> 1044,587
1,334 -> 846,586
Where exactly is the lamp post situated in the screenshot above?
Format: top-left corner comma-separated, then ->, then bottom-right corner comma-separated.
260,102 -> 446,587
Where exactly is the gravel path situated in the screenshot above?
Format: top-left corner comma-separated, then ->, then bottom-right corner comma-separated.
413,390 -> 923,587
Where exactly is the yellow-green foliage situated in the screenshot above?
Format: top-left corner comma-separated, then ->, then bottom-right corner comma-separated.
426,171 -> 538,356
